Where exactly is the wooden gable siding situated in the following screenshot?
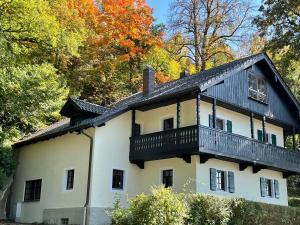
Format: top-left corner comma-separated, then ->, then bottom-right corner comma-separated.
206,63 -> 300,128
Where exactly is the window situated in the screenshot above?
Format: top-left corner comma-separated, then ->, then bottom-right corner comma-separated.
61,218 -> 69,225
112,169 -> 124,190
163,118 -> 174,131
24,179 -> 42,202
248,73 -> 267,103
265,179 -> 272,197
257,130 -> 277,146
209,115 -> 232,132
65,169 -> 74,190
216,118 -> 224,130
210,169 -> 235,193
162,169 -> 173,188
260,177 -> 280,199
216,170 -> 226,191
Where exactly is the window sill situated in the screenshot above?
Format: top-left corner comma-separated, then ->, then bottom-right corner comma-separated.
23,200 -> 40,203
248,96 -> 268,105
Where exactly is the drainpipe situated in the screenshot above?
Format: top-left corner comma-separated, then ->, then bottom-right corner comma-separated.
78,130 -> 94,225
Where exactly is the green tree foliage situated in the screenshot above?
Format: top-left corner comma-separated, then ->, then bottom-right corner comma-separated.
0,0 -> 86,184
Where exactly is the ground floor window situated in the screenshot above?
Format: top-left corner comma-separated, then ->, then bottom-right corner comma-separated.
162,169 -> 173,188
260,177 -> 280,198
61,218 -> 69,225
112,169 -> 124,190
210,168 -> 235,193
24,179 -> 42,202
216,170 -> 225,191
65,169 -> 74,190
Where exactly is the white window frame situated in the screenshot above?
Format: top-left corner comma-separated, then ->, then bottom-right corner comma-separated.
111,167 -> 126,192
160,168 -> 175,188
160,115 -> 176,131
63,168 -> 75,192
248,72 -> 267,103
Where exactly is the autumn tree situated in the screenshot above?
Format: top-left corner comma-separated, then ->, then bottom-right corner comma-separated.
168,0 -> 253,72
67,0 -> 163,104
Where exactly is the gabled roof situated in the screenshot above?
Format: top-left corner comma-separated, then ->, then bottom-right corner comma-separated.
14,52 -> 300,147
60,97 -> 108,117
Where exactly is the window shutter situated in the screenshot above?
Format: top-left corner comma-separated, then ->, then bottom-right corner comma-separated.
209,115 -> 213,128
260,177 -> 266,197
274,180 -> 280,199
228,171 -> 235,193
257,130 -> 263,141
271,134 -> 277,146
210,168 -> 217,191
227,120 -> 232,133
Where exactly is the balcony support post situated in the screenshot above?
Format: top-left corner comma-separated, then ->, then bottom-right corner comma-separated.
212,98 -> 217,128
292,127 -> 296,150
262,116 -> 266,142
177,98 -> 181,128
250,112 -> 254,139
196,92 -> 201,126
132,109 -> 136,137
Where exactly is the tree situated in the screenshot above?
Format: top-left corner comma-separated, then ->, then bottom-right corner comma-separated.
254,0 -> 300,65
168,0 -> 253,71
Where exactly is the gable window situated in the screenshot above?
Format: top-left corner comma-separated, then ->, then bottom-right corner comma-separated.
163,118 -> 174,131
24,179 -> 42,202
210,168 -> 235,193
112,169 -> 124,190
162,169 -> 173,188
61,218 -> 69,225
260,177 -> 280,199
65,169 -> 74,190
248,73 -> 267,103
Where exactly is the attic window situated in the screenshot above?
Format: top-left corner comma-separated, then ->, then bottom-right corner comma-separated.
248,73 -> 267,103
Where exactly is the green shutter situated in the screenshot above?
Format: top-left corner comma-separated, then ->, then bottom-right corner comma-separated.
227,120 -> 232,133
228,171 -> 235,193
209,115 -> 213,128
260,177 -> 266,197
257,130 -> 263,141
210,168 -> 217,191
274,180 -> 280,199
271,134 -> 277,146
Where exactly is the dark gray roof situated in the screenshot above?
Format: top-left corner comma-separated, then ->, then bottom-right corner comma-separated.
15,52 -> 287,147
71,98 -> 108,114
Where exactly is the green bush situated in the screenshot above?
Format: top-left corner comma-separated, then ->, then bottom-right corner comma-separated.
289,197 -> 300,208
111,186 -> 188,225
0,147 -> 16,190
110,186 -> 300,225
187,194 -> 231,225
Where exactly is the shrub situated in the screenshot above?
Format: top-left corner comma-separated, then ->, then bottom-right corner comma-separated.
289,197 -> 300,208
187,194 -> 231,225
111,186 -> 188,225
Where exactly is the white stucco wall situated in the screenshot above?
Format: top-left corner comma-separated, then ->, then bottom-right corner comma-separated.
196,158 -> 288,206
10,130 -> 93,223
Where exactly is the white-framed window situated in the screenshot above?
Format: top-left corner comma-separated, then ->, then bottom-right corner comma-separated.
112,169 -> 125,190
210,168 -> 235,193
64,169 -> 75,191
248,73 -> 267,103
260,177 -> 280,199
216,170 -> 226,191
162,169 -> 173,188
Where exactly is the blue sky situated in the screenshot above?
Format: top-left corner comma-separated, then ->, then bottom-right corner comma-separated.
147,0 -> 262,25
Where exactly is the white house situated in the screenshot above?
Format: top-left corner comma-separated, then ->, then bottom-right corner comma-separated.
9,53 -> 300,225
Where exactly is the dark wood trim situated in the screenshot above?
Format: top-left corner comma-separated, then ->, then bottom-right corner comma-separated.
180,155 -> 192,164
196,92 -> 201,126
132,109 -> 136,137
177,99 -> 181,128
250,112 -> 254,139
212,98 -> 217,128
200,154 -> 214,164
283,171 -> 297,179
293,127 -> 296,150
239,163 -> 251,171
253,165 -> 267,174
262,116 -> 266,142
132,161 -> 144,169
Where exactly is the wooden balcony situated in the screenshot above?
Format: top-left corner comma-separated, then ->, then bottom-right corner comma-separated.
130,125 -> 300,174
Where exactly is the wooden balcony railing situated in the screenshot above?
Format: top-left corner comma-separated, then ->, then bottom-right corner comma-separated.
130,125 -> 198,161
130,125 -> 300,173
199,126 -> 300,173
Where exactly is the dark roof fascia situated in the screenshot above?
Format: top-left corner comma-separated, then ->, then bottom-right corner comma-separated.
60,98 -> 82,117
262,54 -> 300,114
13,122 -> 103,148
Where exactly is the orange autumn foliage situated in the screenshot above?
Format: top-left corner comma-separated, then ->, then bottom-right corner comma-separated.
155,72 -> 171,84
68,0 -> 162,61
